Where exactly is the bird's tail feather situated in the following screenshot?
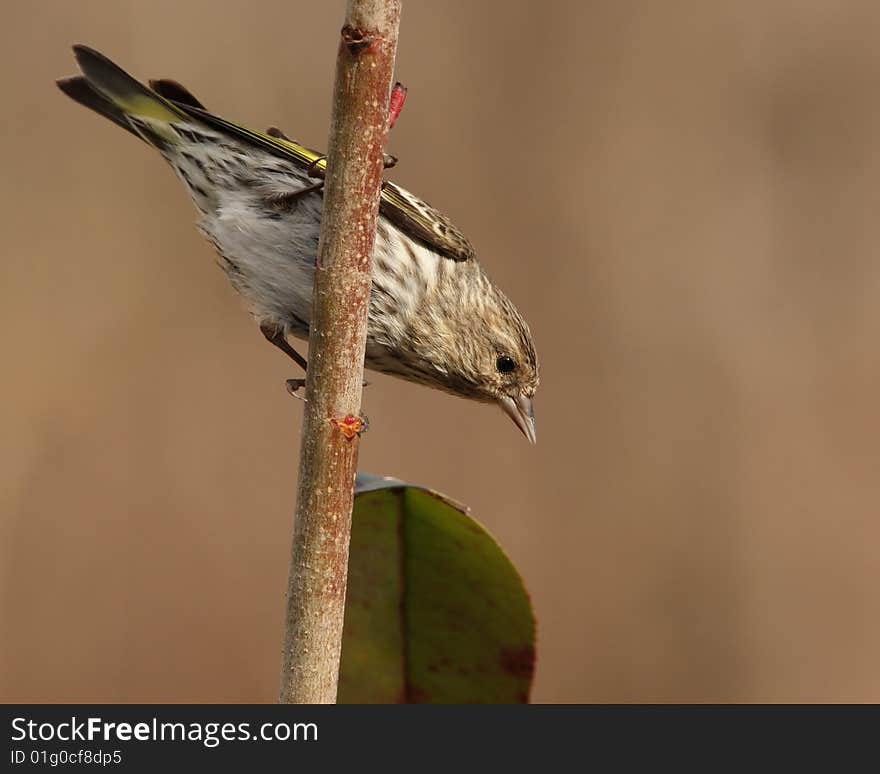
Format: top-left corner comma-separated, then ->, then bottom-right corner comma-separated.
56,75 -> 141,139
58,45 -> 187,147
58,45 -> 325,171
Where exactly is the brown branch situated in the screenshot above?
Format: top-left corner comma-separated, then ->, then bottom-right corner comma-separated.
279,0 -> 402,704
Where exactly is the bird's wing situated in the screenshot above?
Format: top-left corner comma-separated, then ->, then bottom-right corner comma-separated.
169,100 -> 327,170
380,182 -> 474,262
160,90 -> 475,262
63,44 -> 475,263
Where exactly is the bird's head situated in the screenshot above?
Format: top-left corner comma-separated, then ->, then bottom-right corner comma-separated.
467,288 -> 539,444
392,270 -> 539,443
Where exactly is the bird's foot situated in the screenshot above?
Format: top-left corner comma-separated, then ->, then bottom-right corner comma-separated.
306,156 -> 326,180
285,377 -> 370,401
285,378 -> 308,401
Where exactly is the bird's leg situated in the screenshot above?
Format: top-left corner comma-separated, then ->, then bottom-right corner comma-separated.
306,156 -> 326,180
265,181 -> 326,209
260,323 -> 309,399
268,83 -> 403,205
285,378 -> 308,399
259,322 -> 369,400
259,156 -> 327,204
260,322 -> 308,370
266,150 -> 394,227
267,150 -> 394,206
269,154 -> 393,208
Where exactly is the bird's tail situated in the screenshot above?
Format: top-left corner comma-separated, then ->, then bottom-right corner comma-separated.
57,45 -> 189,148
58,44 -> 326,172
58,44 -> 331,217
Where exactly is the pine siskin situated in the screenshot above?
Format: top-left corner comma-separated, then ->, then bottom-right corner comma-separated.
58,46 -> 538,442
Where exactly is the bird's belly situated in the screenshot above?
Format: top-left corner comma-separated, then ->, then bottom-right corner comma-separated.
199,195 -> 425,369
201,195 -> 320,336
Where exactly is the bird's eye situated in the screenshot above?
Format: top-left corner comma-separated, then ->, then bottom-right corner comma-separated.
496,355 -> 516,374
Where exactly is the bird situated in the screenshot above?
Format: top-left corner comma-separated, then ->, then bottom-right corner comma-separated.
57,45 -> 539,442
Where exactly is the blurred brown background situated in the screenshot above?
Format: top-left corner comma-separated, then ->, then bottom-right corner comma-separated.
2,0 -> 879,703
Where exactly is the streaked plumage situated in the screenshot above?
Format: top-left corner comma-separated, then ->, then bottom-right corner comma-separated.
58,46 -> 539,441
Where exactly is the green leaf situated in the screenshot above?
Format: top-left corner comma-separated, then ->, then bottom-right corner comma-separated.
338,475 -> 535,704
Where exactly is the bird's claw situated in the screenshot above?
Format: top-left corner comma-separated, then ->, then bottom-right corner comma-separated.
285,378 -> 307,401
285,377 -> 369,403
306,156 -> 326,180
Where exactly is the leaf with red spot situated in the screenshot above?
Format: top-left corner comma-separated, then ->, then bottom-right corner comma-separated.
338,475 -> 536,704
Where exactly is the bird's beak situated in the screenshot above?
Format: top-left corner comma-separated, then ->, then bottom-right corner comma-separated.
499,394 -> 537,444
